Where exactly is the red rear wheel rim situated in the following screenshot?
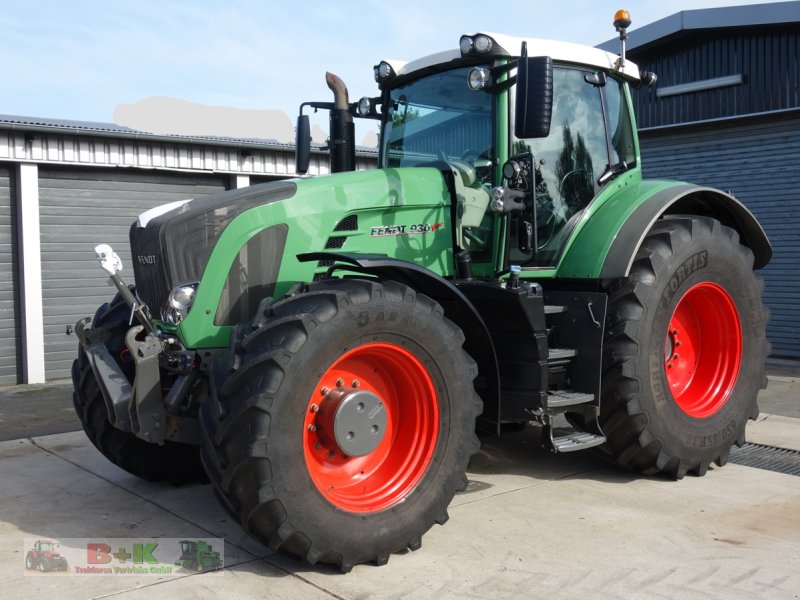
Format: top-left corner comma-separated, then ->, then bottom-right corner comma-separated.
664,282 -> 742,418
303,342 -> 439,513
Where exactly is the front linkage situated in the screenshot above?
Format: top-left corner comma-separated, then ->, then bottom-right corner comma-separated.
75,245 -> 201,446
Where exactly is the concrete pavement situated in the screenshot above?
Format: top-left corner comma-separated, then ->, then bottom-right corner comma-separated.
1,409 -> 799,598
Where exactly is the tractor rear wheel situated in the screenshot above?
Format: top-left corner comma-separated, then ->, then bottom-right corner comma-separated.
71,290 -> 205,483
600,216 -> 768,478
200,279 -> 481,571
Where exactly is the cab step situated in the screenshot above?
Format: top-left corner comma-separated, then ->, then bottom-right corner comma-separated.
545,390 -> 594,409
548,429 -> 607,453
547,347 -> 577,361
544,304 -> 567,315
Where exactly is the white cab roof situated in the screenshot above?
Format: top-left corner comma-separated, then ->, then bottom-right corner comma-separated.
382,32 -> 640,81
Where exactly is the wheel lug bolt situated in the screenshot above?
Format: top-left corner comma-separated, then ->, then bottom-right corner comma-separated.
673,354 -> 679,360
327,451 -> 336,459
667,364 -> 673,369
307,424 -> 317,433
310,404 -> 319,413
672,329 -> 679,335
314,441 -> 321,450
352,380 -> 360,388
320,387 -> 329,396
336,378 -> 344,388
675,341 -> 681,347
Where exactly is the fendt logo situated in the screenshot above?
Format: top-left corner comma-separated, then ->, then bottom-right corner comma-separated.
137,255 -> 157,265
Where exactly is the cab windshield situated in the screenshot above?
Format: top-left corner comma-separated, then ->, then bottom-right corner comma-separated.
380,65 -> 496,259
381,65 -> 494,178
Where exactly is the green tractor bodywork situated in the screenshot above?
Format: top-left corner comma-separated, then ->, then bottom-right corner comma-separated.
175,540 -> 221,572
73,22 -> 771,572
177,168 -> 456,349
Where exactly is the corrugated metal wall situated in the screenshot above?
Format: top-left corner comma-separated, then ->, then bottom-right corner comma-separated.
631,25 -> 800,129
640,114 -> 800,358
38,167 -> 227,379
0,164 -> 21,384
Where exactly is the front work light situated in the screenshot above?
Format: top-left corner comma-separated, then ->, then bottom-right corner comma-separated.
357,96 -> 372,117
467,67 -> 491,90
374,61 -> 395,83
459,33 -> 506,57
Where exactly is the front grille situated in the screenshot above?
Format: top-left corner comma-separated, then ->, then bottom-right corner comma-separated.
129,222 -> 170,314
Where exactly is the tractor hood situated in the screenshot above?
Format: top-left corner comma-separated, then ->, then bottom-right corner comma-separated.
130,181 -> 296,317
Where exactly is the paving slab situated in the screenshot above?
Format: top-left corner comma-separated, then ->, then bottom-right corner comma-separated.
1,415 -> 799,598
747,413 -> 800,451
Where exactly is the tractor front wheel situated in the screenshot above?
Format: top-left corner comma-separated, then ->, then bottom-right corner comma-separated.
200,279 -> 481,571
600,216 -> 768,478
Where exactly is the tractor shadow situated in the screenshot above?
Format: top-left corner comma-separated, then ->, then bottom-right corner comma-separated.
462,424 -> 642,488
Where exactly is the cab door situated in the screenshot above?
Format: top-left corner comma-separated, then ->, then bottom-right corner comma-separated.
508,67 -> 635,268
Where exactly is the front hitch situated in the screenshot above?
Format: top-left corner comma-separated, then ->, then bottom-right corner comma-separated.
125,325 -> 167,444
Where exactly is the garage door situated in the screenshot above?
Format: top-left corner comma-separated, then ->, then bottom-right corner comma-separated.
39,167 -> 227,379
640,115 -> 800,358
0,164 -> 21,384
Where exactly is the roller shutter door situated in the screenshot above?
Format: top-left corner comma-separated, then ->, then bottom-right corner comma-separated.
39,167 -> 227,379
640,115 -> 800,358
0,164 -> 21,384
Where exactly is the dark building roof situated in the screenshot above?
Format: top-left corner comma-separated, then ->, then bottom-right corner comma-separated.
597,1 -> 800,52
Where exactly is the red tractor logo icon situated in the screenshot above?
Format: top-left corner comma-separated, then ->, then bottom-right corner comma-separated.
25,540 -> 69,572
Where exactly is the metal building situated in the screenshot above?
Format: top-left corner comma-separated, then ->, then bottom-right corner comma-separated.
599,1 -> 800,358
0,115 -> 376,383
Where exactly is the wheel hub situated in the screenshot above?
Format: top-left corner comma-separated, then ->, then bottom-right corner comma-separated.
315,388 -> 387,457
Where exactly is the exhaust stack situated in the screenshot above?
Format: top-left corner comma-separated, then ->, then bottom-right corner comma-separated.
325,72 -> 356,173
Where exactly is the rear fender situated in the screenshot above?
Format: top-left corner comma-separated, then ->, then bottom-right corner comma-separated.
557,182 -> 771,280
601,184 -> 771,278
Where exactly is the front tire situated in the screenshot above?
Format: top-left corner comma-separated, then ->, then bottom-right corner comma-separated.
200,279 -> 481,571
600,216 -> 768,478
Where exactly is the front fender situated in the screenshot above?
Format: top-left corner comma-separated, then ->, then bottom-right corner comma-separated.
298,252 -> 501,433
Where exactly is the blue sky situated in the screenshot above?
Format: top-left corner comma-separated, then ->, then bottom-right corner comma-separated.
0,0 -> 788,144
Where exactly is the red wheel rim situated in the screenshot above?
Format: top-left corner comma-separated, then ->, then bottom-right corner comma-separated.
303,342 -> 439,513
664,282 -> 742,418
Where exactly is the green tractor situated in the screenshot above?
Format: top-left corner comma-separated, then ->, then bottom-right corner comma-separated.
175,540 -> 222,572
72,11 -> 771,572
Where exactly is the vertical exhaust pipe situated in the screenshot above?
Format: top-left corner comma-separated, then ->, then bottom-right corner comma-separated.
325,72 -> 355,173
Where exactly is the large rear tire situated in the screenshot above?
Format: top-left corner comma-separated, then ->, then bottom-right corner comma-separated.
600,216 -> 769,478
200,279 -> 481,571
71,291 -> 205,483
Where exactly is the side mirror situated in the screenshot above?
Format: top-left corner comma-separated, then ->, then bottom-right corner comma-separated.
515,56 -> 553,139
295,114 -> 311,175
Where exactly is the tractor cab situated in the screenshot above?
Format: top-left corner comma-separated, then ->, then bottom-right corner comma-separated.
296,29 -> 646,279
